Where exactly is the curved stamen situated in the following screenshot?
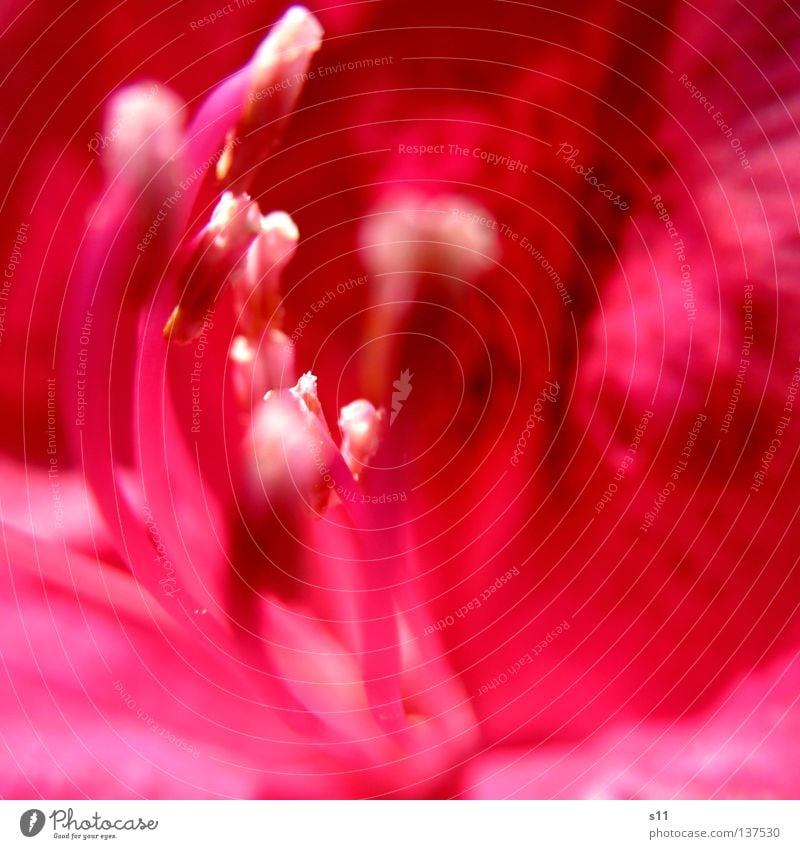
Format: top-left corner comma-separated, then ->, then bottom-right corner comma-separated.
185,5 -> 323,202
244,374 -> 407,732
218,6 -> 323,192
64,84 -> 188,602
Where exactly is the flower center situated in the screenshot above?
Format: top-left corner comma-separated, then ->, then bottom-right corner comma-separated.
73,4 -> 506,735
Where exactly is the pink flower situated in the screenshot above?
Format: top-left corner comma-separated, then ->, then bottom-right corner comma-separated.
2,0 -> 800,798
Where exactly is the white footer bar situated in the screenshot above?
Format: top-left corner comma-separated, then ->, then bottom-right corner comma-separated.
2,800 -> 798,848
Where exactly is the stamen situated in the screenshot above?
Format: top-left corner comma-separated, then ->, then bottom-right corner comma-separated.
242,370 -> 408,732
235,210 -> 298,337
358,191 -> 499,393
164,191 -> 261,343
338,399 -> 385,480
227,211 -> 299,402
246,372 -> 333,514
290,370 -> 326,420
360,190 -> 499,283
101,82 -> 184,192
217,6 -> 323,190
66,83 -> 195,615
